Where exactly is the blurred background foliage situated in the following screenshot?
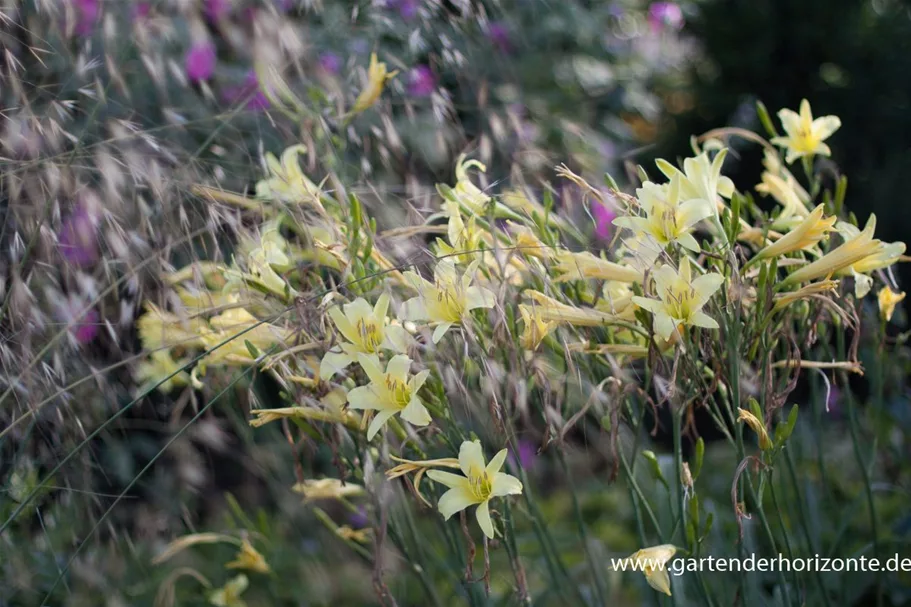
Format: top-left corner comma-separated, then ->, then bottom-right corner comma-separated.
1,0 -> 911,605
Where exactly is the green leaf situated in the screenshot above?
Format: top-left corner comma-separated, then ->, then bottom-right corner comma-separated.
775,404 -> 799,447
755,100 -> 780,138
692,437 -> 705,480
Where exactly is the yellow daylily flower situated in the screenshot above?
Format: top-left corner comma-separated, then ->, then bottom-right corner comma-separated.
254,144 -> 325,207
199,308 -> 289,367
551,250 -> 642,284
226,539 -> 270,574
350,53 -> 398,115
134,350 -> 190,393
445,155 -> 491,216
518,304 -> 556,351
756,161 -> 811,232
426,440 -> 523,539
136,302 -> 209,351
613,176 -> 714,252
319,294 -> 410,379
655,148 -> 734,218
736,408 -> 772,450
632,257 -> 724,341
507,222 -> 553,259
771,99 -> 841,164
878,287 -> 905,322
400,259 -> 496,343
595,281 -> 636,320
292,478 -> 364,502
347,354 -> 432,440
832,217 -> 906,297
209,574 -> 248,607
435,200 -> 485,264
624,544 -> 677,596
772,280 -> 839,312
752,204 -> 837,262
523,290 -> 621,327
176,287 -> 240,313
782,215 -> 883,287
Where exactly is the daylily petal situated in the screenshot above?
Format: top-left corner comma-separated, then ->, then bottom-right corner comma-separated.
486,449 -> 508,476
459,440 -> 486,477
400,396 -> 431,427
466,286 -> 496,311
367,409 -> 398,440
383,324 -> 411,353
432,323 -> 453,344
490,472 -> 523,497
385,354 -> 412,383
437,486 -> 478,520
346,385 -> 381,410
319,349 -> 354,380
357,353 -> 386,385
475,500 -> 494,539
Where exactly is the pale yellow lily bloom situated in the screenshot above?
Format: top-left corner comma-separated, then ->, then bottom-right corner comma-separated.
613,176 -> 714,252
292,478 -> 364,502
136,302 -> 209,351
254,144 -> 324,207
350,53 -> 398,115
624,544 -> 677,596
347,354 -> 432,440
426,440 -> 523,539
552,250 -> 642,283
400,259 -> 496,343
435,200 -> 485,264
771,99 -> 841,163
507,222 -> 553,259
199,308 -> 289,367
878,287 -> 905,322
772,280 -> 839,312
737,408 -> 772,450
134,350 -> 190,394
319,294 -> 410,379
783,215 -> 882,287
226,539 -> 270,574
518,304 -> 557,351
832,217 -> 906,297
524,290 -> 622,327
209,575 -> 248,607
752,204 -> 836,262
632,258 -> 724,341
655,148 -> 734,218
595,281 -> 637,320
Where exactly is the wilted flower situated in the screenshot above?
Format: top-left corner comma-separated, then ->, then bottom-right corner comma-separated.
226,539 -> 270,574
292,478 -> 364,502
208,574 -> 248,607
633,257 -> 724,341
400,259 -> 496,343
524,290 -> 621,327
186,43 -> 217,83
552,250 -> 642,283
832,217 -> 905,297
783,215 -> 883,288
350,53 -> 398,116
255,144 -> 324,207
737,408 -> 772,450
346,354 -> 431,440
426,440 -> 523,539
623,544 -> 677,596
878,286 -> 905,322
320,294 -> 410,379
771,100 -> 841,164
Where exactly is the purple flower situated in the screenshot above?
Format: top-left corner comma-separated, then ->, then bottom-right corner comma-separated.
223,70 -> 270,111
592,202 -> 617,241
407,65 -> 436,97
390,0 -> 419,21
488,22 -> 512,54
59,205 -> 98,267
826,385 -> 842,415
71,0 -> 100,37
58,296 -> 100,345
205,0 -> 231,22
185,43 -> 217,83
133,3 -> 152,20
274,0 -> 294,13
648,2 -> 684,32
318,52 -> 342,75
508,440 -> 537,470
349,506 -> 369,529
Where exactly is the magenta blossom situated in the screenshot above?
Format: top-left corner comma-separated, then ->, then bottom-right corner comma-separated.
71,0 -> 100,37
648,2 -> 684,32
508,440 -> 537,470
205,0 -> 231,22
133,3 -> 152,20
407,65 -> 436,97
592,202 -> 617,241
488,22 -> 512,53
186,43 -> 217,83
58,296 -> 100,345
59,205 -> 99,267
318,52 -> 342,75
223,70 -> 270,111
